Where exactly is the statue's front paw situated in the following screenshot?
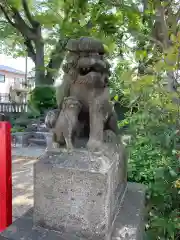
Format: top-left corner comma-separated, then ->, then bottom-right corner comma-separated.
53,142 -> 60,148
46,142 -> 60,152
67,144 -> 74,152
87,139 -> 103,152
67,148 -> 74,154
65,141 -> 74,154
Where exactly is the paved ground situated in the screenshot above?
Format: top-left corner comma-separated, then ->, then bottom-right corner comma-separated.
12,147 -> 45,159
12,147 -> 45,221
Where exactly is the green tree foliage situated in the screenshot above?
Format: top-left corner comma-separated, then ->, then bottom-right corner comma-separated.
0,0 -> 122,85
112,35 -> 180,240
28,85 -> 56,114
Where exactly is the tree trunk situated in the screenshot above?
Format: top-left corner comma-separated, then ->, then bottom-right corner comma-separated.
153,3 -> 178,92
166,71 -> 178,92
34,40 -> 46,86
45,38 -> 69,85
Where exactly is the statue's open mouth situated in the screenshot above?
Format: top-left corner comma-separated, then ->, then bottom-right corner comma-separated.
79,66 -> 98,76
77,57 -> 107,76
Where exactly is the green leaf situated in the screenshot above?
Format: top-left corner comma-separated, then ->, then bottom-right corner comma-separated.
114,95 -> 119,101
169,169 -> 177,178
135,50 -> 147,60
7,0 -> 22,9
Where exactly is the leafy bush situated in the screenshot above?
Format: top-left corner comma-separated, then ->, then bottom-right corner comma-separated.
114,63 -> 180,239
11,126 -> 25,133
126,109 -> 179,239
28,86 -> 57,114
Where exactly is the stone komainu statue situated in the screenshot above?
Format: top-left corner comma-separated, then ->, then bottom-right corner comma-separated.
45,36 -> 118,151
45,96 -> 83,150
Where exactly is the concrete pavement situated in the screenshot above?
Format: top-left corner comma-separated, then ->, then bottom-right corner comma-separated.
12,147 -> 44,221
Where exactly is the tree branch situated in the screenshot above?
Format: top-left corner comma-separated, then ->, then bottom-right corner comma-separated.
21,0 -> 39,27
175,7 -> 180,24
24,38 -> 36,62
154,2 -> 170,49
0,4 -> 16,27
131,30 -> 164,49
0,3 -> 39,40
46,38 -> 69,80
11,6 -> 37,40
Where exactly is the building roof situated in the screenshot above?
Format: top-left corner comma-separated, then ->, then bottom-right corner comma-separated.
0,65 -> 25,75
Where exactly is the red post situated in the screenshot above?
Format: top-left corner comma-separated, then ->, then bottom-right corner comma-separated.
0,121 -> 12,232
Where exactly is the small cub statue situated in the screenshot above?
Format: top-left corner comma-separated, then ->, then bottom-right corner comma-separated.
45,96 -> 82,151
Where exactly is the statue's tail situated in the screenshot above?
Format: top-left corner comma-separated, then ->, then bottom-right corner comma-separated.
45,109 -> 60,129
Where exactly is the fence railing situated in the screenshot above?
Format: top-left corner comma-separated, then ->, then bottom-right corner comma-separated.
0,103 -> 28,113
0,93 -> 28,103
0,94 -> 10,102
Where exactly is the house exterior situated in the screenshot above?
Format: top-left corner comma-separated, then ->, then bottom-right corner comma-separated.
0,65 -> 26,93
0,65 -> 31,102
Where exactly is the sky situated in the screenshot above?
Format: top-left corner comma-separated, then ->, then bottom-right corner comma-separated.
0,54 -> 34,73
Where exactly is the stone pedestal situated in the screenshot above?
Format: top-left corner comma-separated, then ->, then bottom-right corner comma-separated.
33,146 -> 127,239
12,132 -> 32,147
0,183 -> 146,240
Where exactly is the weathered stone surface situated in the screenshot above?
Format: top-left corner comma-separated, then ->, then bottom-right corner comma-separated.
28,132 -> 49,147
77,57 -> 107,71
111,183 -> 146,240
0,236 -> 8,239
45,109 -> 60,129
0,183 -> 146,240
12,132 -> 32,147
66,37 -> 105,53
12,131 -> 57,148
49,36 -> 117,150
12,146 -> 45,158
33,147 -> 127,239
1,214 -> 33,239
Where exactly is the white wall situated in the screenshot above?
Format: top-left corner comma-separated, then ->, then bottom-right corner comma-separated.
0,70 -> 25,94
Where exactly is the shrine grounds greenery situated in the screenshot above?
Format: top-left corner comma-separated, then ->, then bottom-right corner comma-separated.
125,108 -> 180,239
112,66 -> 180,239
28,86 -> 57,114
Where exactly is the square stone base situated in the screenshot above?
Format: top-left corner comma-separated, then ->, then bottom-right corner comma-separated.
0,183 -> 146,240
33,149 -> 127,239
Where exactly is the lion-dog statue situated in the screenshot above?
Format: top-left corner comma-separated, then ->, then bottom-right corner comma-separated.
45,37 -> 118,151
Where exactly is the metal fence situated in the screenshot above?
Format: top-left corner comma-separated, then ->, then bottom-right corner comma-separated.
0,103 -> 28,113
0,94 -> 10,102
0,93 -> 28,104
